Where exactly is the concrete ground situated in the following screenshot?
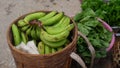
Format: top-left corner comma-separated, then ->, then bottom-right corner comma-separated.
0,0 -> 81,68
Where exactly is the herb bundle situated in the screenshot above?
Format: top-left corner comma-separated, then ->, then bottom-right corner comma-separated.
81,0 -> 120,26
74,8 -> 112,63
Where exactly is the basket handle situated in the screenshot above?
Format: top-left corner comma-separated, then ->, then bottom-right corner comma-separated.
70,31 -> 95,68
70,52 -> 87,68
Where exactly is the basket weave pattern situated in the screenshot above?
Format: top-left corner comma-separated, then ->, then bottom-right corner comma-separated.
7,11 -> 78,68
113,36 -> 120,68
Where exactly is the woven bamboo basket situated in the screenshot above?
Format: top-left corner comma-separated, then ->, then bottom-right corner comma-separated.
112,27 -> 120,68
7,11 -> 78,68
112,36 -> 120,68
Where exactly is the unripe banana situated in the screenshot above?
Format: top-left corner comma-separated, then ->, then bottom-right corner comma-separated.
24,12 -> 46,23
21,32 -> 28,44
64,39 -> 70,47
38,11 -> 57,21
38,42 -> 45,54
33,27 -> 38,40
44,17 -> 71,34
51,48 -> 56,53
41,12 -> 64,26
57,47 -> 63,51
66,23 -> 74,31
50,16 -> 66,28
17,19 -> 28,27
40,31 -> 67,48
20,25 -> 30,32
36,26 -> 41,39
31,27 -> 37,40
41,29 -> 70,42
34,26 -> 40,40
45,44 -> 51,54
26,26 -> 33,35
11,24 -> 21,46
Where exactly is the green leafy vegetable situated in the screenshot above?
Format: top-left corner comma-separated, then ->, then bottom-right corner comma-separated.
81,0 -> 120,26
74,8 -> 112,63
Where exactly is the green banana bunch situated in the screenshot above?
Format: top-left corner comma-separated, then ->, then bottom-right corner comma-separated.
44,17 -> 72,35
11,24 -> 21,46
41,23 -> 74,42
38,11 -> 57,21
24,12 -> 46,23
11,11 -> 75,54
40,12 -> 64,26
41,29 -> 70,42
21,32 -> 28,44
38,42 -> 45,54
17,19 -> 28,27
38,41 -> 57,54
40,31 -> 67,48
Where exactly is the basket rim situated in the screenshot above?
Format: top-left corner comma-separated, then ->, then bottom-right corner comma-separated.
6,10 -> 78,57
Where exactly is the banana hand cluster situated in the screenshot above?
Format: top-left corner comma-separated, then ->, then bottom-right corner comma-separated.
40,15 -> 74,48
11,11 -> 74,54
38,41 -> 63,54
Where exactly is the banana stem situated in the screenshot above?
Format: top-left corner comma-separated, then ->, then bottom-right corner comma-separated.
29,20 -> 44,29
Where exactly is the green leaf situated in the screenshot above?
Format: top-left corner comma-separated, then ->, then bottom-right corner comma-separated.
74,12 -> 83,22
82,8 -> 96,17
80,16 -> 91,23
84,19 -> 99,27
81,51 -> 91,57
96,50 -> 107,58
81,0 -> 120,26
100,40 -> 109,48
104,31 -> 112,42
90,38 -> 102,48
78,23 -> 90,36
